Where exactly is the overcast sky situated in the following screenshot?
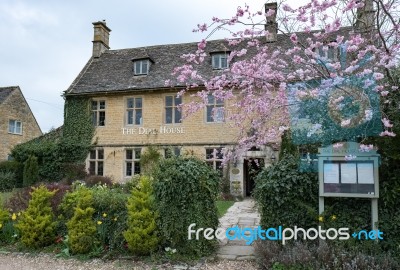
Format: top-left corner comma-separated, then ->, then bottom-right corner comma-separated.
0,0 -> 271,133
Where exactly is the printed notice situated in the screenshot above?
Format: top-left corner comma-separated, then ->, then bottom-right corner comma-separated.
324,163 -> 339,183
341,163 -> 357,184
358,163 -> 374,184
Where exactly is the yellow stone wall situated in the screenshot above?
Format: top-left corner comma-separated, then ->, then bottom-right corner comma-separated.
87,90 -> 239,182
0,89 -> 42,160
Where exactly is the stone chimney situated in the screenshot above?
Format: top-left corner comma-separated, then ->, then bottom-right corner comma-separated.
265,2 -> 278,42
92,20 -> 111,58
355,0 -> 375,33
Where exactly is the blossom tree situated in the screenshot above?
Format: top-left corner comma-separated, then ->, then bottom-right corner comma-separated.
168,0 -> 400,159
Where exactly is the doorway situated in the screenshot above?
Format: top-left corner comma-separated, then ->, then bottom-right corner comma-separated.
244,158 -> 265,196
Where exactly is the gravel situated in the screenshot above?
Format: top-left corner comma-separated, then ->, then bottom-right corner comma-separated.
0,252 -> 259,270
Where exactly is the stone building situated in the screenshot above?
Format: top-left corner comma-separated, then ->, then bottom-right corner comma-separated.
64,17 -> 285,197
0,86 -> 42,160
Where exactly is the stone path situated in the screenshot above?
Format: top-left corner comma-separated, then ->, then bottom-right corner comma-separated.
216,198 -> 260,261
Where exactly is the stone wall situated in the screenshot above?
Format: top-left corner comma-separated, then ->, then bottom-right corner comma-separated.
0,88 -> 42,160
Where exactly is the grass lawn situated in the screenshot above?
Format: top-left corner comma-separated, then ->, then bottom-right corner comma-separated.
216,200 -> 235,217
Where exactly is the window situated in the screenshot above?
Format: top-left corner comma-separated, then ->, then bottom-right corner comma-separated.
126,97 -> 143,125
315,46 -> 339,61
212,53 -> 229,69
8,120 -> 22,134
125,148 -> 141,176
89,149 -> 104,176
164,147 -> 180,158
165,95 -> 182,124
133,60 -> 150,75
206,95 -> 224,122
92,100 -> 106,126
206,148 -> 224,176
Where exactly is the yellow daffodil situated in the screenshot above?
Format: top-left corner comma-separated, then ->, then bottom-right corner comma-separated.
0,223 -> 2,229
113,217 -> 117,221
97,221 -> 102,225
318,216 -> 324,222
331,215 -> 337,221
11,213 -> 17,221
102,213 -> 107,218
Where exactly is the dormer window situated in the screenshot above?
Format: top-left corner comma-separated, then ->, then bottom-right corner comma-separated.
211,52 -> 229,69
133,59 -> 150,75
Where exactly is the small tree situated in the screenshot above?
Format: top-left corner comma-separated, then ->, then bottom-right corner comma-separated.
123,176 -> 158,255
23,155 -> 39,187
15,185 -> 57,248
67,187 -> 97,254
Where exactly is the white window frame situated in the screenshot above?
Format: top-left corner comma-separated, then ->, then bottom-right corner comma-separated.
205,147 -> 224,176
165,95 -> 182,124
212,53 -> 229,69
134,59 -> 150,75
164,147 -> 180,158
8,120 -> 22,135
206,94 -> 225,123
92,100 -> 106,126
88,149 -> 104,176
126,97 -> 143,125
125,148 -> 141,177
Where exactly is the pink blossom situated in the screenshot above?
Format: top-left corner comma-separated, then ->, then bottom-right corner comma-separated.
381,91 -> 389,96
197,39 -> 206,50
380,131 -> 396,137
382,118 -> 393,128
359,144 -> 374,152
373,72 -> 384,80
290,33 -> 298,43
333,143 -> 344,149
345,155 -> 357,161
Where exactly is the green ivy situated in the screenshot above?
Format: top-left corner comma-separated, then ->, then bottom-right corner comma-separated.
153,156 -> 220,257
11,97 -> 94,181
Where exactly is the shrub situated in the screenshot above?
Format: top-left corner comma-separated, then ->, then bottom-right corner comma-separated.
123,176 -> 158,255
153,156 -> 220,256
254,154 -> 318,229
23,155 -> 39,187
0,160 -> 23,188
85,175 -> 113,187
5,183 -> 71,215
67,187 -> 97,254
0,171 -> 16,192
254,240 -> 399,270
61,163 -> 88,184
15,185 -> 57,248
92,187 -> 129,251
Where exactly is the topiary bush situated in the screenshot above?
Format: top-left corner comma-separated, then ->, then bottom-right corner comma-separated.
123,175 -> 158,255
153,156 -> 220,256
15,185 -> 57,248
254,154 -> 318,229
66,187 -> 97,254
23,155 -> 39,187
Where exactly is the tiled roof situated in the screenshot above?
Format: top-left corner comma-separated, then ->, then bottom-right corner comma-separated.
0,86 -> 18,104
65,28 -> 351,96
